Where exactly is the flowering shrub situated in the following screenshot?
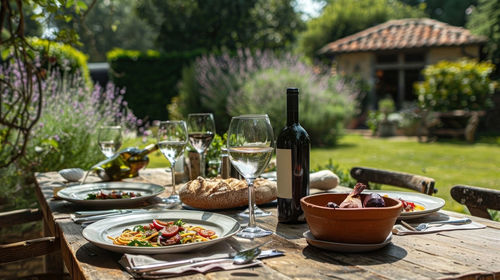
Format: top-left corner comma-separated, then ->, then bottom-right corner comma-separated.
20,71 -> 138,172
415,59 -> 496,111
172,50 -> 359,146
0,61 -> 138,208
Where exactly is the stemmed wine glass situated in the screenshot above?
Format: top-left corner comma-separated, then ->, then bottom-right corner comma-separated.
227,114 -> 274,238
97,125 -> 122,158
157,121 -> 188,205
187,113 -> 215,177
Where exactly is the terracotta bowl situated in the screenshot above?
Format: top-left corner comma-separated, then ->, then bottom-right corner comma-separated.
300,193 -> 403,244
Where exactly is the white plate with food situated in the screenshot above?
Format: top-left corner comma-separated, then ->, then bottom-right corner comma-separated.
303,230 -> 392,253
82,210 -> 241,254
57,182 -> 164,207
364,190 -> 445,220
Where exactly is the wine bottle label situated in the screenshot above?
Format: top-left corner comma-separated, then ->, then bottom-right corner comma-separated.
276,148 -> 292,199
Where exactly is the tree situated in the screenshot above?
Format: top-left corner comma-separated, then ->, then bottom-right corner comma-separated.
0,0 -> 89,168
467,0 -> 500,74
136,0 -> 304,53
400,0 -> 477,27
54,0 -> 157,62
297,0 -> 425,62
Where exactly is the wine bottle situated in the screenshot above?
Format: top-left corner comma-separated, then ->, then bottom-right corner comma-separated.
92,143 -> 158,181
277,88 -> 310,224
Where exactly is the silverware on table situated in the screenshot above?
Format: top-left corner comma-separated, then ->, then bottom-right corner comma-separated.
414,218 -> 472,231
130,241 -> 278,274
72,209 -> 148,223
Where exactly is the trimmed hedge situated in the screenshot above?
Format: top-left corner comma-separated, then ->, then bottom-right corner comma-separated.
2,38 -> 90,83
107,48 -> 204,122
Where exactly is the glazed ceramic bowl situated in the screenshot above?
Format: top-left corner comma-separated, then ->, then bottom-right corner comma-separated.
300,193 -> 403,244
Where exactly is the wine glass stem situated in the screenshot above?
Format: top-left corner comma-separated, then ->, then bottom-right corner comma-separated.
170,162 -> 177,195
246,178 -> 256,228
199,152 -> 206,177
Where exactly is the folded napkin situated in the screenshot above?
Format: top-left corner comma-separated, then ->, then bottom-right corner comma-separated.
119,242 -> 261,279
392,217 -> 486,236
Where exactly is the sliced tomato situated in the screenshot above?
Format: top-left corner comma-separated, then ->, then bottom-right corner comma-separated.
152,220 -> 165,231
199,229 -> 215,238
155,220 -> 174,227
161,225 -> 179,238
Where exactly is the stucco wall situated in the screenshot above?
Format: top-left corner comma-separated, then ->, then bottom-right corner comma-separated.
427,45 -> 481,64
336,52 -> 374,83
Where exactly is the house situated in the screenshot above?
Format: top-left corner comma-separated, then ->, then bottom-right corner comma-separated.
319,18 -> 488,110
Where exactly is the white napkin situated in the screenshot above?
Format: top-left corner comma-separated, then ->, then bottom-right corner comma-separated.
393,217 -> 486,235
119,242 -> 261,278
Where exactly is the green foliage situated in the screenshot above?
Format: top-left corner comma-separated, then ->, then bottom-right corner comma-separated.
400,0 -> 477,27
28,38 -> 91,83
229,68 -> 356,146
378,97 -> 396,116
205,133 -> 227,177
173,50 -> 359,146
467,0 -> 500,73
136,0 -> 304,53
107,48 -> 204,122
297,0 -> 424,61
415,59 -> 496,111
52,0 -> 158,62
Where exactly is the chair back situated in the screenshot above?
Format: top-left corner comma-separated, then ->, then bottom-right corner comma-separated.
350,167 -> 436,195
450,185 -> 500,220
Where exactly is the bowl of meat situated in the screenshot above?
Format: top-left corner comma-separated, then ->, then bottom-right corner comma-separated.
300,183 -> 403,244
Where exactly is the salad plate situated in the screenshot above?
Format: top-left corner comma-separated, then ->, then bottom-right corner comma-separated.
303,230 -> 392,253
57,182 -> 164,208
364,190 -> 445,220
82,210 -> 240,254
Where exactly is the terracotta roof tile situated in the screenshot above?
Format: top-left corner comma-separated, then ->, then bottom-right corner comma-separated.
319,18 -> 487,55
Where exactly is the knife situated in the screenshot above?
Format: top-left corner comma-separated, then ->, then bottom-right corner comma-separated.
73,209 -> 148,223
130,249 -> 284,273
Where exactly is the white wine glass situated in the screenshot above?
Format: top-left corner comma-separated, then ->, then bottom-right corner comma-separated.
227,114 -> 274,238
157,121 -> 188,205
187,113 -> 215,177
97,125 -> 122,158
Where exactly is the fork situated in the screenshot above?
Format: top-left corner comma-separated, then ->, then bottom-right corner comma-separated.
414,218 -> 472,231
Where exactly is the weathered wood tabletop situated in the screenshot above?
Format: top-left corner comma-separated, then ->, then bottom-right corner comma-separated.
35,168 -> 500,280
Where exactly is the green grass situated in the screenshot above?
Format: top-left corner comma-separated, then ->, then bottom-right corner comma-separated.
127,134 -> 500,215
311,134 -> 500,214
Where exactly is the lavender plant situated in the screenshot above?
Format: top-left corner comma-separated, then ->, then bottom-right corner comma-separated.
174,50 -> 359,146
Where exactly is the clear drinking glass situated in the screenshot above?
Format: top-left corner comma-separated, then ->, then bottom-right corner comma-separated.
187,113 -> 215,177
227,114 -> 274,238
97,125 -> 122,158
157,121 -> 188,205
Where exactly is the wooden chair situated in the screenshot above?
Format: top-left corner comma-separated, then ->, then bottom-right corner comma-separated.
0,208 -> 67,279
350,166 -> 436,195
450,185 -> 500,220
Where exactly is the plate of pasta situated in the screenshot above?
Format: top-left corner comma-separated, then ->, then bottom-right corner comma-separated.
82,210 -> 241,254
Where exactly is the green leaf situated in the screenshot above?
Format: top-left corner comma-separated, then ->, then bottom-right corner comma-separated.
76,1 -> 88,10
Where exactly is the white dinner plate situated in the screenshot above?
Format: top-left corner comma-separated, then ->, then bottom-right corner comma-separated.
82,210 -> 240,254
303,230 -> 392,253
364,190 -> 445,220
57,182 -> 164,208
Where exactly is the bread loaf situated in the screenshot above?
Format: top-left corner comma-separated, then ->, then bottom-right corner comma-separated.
179,176 -> 277,209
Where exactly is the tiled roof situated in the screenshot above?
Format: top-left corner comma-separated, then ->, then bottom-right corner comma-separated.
319,18 -> 487,55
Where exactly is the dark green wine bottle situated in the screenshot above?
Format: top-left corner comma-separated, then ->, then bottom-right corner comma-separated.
92,144 -> 158,181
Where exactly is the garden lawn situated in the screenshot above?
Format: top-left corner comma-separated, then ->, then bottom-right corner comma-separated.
311,134 -> 500,214
128,134 -> 500,215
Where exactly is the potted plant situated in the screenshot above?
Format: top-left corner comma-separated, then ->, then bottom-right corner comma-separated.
376,97 -> 397,137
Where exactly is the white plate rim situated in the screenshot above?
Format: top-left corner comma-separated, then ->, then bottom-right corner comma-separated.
364,190 -> 445,219
303,230 -> 392,252
57,182 -> 164,207
82,210 -> 241,254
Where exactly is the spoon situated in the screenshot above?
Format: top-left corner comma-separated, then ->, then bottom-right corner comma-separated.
131,240 -> 272,274
414,218 -> 472,231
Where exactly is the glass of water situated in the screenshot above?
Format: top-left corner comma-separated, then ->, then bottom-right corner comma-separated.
97,125 -> 122,158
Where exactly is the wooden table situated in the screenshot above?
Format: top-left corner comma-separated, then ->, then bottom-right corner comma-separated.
35,168 -> 500,280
